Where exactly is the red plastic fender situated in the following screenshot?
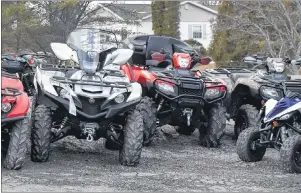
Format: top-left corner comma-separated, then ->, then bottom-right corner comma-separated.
6,92 -> 30,118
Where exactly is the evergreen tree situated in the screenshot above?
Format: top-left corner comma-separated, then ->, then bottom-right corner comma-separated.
151,1 -> 180,39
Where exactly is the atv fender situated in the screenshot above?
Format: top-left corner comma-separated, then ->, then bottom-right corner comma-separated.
6,93 -> 30,118
233,78 -> 261,98
36,85 -> 58,109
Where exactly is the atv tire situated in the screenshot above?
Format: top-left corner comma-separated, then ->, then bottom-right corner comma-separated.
136,96 -> 157,146
3,113 -> 32,170
31,105 -> 52,162
280,135 -> 301,173
236,127 -> 266,162
234,104 -> 259,139
199,104 -> 226,147
119,108 -> 144,166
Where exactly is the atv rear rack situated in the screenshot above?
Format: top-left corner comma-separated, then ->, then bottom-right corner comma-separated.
205,68 -> 255,75
1,71 -> 19,79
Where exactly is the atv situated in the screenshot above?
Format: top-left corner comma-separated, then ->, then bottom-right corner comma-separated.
121,35 -> 227,147
1,71 -> 33,170
1,53 -> 41,97
31,28 -> 151,166
203,56 -> 301,138
237,83 -> 301,173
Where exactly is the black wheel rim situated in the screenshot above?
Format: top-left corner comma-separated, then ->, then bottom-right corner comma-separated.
294,145 -> 301,167
236,115 -> 248,134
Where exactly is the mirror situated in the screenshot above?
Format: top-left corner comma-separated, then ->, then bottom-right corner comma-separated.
243,56 -> 257,64
291,59 -> 301,65
51,43 -> 74,61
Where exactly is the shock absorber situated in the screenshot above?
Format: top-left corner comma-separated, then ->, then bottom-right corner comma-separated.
157,99 -> 165,112
60,117 -> 68,129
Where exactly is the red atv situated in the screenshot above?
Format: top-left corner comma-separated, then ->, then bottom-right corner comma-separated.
1,71 -> 33,170
121,35 -> 228,147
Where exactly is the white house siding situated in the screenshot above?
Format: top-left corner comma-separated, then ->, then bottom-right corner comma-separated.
135,21 -> 153,35
180,21 -> 213,49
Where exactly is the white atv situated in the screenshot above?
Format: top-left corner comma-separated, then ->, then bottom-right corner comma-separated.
31,28 -> 156,166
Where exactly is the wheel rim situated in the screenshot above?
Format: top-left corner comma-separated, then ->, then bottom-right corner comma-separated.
249,139 -> 260,153
236,115 -> 248,134
294,145 -> 301,167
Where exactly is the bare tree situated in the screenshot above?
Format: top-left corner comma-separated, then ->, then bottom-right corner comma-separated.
214,1 -> 301,59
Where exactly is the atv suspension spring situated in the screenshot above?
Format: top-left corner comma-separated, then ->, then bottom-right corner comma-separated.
157,99 -> 165,112
60,117 -> 69,129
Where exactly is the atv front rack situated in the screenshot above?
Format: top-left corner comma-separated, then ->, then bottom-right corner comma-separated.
153,71 -> 227,104
1,87 -> 22,96
51,75 -> 131,89
259,80 -> 301,99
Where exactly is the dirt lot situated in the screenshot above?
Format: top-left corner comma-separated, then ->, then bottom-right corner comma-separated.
2,121 -> 301,192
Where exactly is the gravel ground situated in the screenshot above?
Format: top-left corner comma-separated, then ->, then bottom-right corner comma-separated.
2,121 -> 301,192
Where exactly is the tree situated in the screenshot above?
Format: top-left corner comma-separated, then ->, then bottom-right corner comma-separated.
209,0 -> 301,63
151,1 -> 180,39
184,39 -> 206,55
2,1 -> 138,53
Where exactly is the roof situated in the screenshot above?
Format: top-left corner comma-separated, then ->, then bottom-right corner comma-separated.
141,1 -> 218,20
102,3 -> 152,21
100,1 -> 217,21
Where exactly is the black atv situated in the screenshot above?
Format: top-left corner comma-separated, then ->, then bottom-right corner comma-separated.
204,56 -> 301,138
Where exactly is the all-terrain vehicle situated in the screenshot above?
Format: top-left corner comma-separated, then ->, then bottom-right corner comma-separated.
1,71 -> 33,170
121,35 -> 227,147
31,28 -> 153,166
1,53 -> 41,96
203,56 -> 301,138
237,83 -> 301,173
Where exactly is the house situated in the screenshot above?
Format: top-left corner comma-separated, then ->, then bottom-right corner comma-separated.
88,1 -> 218,49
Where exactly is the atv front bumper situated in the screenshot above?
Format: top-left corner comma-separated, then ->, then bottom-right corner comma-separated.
43,91 -> 141,119
2,116 -> 25,123
149,78 -> 227,105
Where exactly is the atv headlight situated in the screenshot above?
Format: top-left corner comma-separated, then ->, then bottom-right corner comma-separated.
274,62 -> 285,73
178,56 -> 190,68
114,93 -> 125,103
59,88 -> 68,99
204,88 -> 221,99
156,82 -> 176,96
1,103 -> 12,113
204,86 -> 226,100
260,86 -> 281,100
279,113 -> 293,120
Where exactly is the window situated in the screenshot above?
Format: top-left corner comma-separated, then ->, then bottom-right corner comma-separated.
192,25 -> 202,39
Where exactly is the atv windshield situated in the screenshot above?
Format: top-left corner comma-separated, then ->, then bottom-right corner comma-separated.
67,28 -> 118,74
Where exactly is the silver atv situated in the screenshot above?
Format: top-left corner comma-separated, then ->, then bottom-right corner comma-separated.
32,28 -> 152,166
